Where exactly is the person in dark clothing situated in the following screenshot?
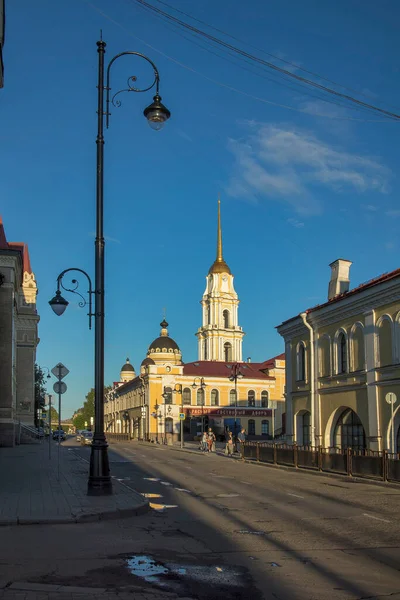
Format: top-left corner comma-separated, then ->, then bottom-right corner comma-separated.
237,428 -> 246,458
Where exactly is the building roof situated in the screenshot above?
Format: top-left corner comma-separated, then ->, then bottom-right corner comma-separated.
279,267 -> 400,327
0,217 -> 32,273
183,360 -> 275,380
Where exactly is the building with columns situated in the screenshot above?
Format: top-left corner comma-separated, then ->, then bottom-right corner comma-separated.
196,199 -> 244,362
104,201 -> 286,442
0,217 -> 40,446
277,259 -> 400,453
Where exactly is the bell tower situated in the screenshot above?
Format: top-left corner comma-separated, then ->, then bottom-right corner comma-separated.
196,199 -> 244,361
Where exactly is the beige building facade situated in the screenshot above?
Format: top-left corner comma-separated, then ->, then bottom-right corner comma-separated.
0,218 -> 39,446
277,259 -> 400,453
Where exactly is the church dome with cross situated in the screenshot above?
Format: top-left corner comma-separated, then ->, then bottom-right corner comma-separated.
146,319 -> 182,365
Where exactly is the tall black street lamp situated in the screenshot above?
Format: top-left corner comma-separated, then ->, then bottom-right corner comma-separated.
229,364 -> 244,447
49,39 -> 171,496
192,377 -> 207,434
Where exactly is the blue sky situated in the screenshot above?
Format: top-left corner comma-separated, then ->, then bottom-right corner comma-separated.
1,0 -> 399,418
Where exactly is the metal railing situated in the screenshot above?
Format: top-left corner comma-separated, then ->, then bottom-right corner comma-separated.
242,442 -> 400,483
106,432 -> 130,442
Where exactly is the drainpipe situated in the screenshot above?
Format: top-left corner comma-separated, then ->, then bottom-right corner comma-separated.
300,312 -> 316,446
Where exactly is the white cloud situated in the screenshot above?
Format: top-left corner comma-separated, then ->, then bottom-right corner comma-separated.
385,209 -> 400,217
287,218 -> 304,228
361,204 -> 378,211
226,123 -> 391,215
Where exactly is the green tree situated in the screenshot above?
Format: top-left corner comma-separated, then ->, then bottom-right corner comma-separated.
72,387 -> 111,431
34,364 -> 48,427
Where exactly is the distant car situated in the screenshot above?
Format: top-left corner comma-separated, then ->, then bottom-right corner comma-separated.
52,429 -> 66,442
76,430 -> 83,442
81,431 -> 93,446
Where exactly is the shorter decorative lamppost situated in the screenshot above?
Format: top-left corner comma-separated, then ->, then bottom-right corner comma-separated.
229,364 -> 244,447
192,377 -> 207,435
173,384 -> 183,448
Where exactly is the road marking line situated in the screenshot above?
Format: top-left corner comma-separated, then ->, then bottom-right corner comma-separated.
175,488 -> 191,493
160,481 -> 173,486
240,481 -> 252,485
149,503 -> 178,511
143,477 -> 160,482
142,493 -> 163,499
363,513 -> 391,523
287,493 -> 304,499
217,493 -> 240,498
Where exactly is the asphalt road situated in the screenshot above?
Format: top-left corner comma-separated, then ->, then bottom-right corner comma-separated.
1,439 -> 400,600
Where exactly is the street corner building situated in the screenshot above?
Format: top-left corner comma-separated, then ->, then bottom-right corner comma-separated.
277,259 -> 400,454
0,217 -> 40,446
104,200 -> 286,443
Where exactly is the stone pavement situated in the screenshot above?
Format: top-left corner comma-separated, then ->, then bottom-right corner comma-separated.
0,441 -> 148,525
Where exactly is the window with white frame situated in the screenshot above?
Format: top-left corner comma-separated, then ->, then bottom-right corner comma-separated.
296,342 -> 306,381
229,389 -> 236,406
182,388 -> 191,405
247,390 -> 255,407
211,389 -> 219,406
378,317 -> 393,367
261,390 -> 269,407
337,332 -> 347,374
351,324 -> 365,372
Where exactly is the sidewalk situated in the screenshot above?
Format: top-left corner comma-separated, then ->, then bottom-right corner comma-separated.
0,441 -> 148,526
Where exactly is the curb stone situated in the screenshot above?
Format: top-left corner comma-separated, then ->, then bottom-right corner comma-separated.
0,499 -> 149,527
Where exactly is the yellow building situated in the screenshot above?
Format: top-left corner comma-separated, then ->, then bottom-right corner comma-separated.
104,201 -> 286,442
277,259 -> 400,453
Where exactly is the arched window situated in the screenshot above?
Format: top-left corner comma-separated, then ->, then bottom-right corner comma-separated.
229,389 -> 236,406
337,332 -> 347,374
351,324 -> 365,372
182,388 -> 191,405
203,339 -> 208,360
223,309 -> 230,328
224,342 -> 232,362
261,420 -> 269,436
248,420 -> 256,435
197,388 -> 205,406
334,408 -> 365,451
319,336 -> 331,377
303,412 -> 311,446
261,390 -> 269,408
211,389 -> 219,406
163,387 -> 172,404
247,390 -> 255,407
296,342 -> 306,381
378,317 -> 393,367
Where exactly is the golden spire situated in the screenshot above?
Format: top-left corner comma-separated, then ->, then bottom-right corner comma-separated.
216,196 -> 223,262
209,197 -> 231,275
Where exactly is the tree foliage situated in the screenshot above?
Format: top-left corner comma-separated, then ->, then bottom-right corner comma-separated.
72,387 -> 110,430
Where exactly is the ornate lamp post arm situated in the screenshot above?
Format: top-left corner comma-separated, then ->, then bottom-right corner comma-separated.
49,268 -> 94,329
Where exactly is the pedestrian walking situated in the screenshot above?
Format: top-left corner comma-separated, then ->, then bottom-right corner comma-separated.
207,428 -> 216,453
201,431 -> 208,452
226,432 -> 234,457
237,427 -> 246,458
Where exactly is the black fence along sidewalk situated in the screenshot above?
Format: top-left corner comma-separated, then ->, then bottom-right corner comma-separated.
242,442 -> 400,483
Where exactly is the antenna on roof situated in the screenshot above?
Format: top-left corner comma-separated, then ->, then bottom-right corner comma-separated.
100,29 -> 103,41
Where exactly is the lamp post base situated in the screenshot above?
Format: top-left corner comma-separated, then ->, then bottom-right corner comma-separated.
87,437 -> 113,496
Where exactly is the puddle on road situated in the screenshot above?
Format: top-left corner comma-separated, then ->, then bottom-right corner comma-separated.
126,556 -> 168,582
125,554 -> 252,597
